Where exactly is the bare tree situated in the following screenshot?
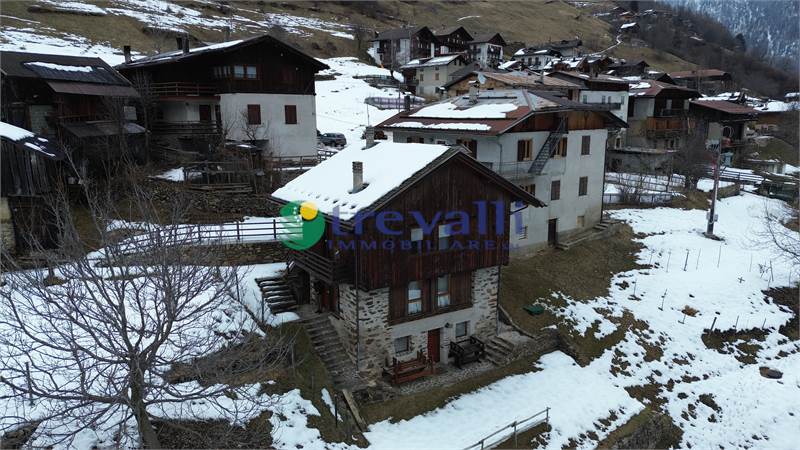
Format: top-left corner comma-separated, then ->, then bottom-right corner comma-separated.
758,200 -> 800,270
0,158 -> 292,448
238,108 -> 264,144
673,125 -> 710,190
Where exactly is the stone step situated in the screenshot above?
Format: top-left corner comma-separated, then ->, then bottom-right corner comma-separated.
255,275 -> 284,283
267,300 -> 296,309
308,329 -> 338,342
270,304 -> 297,314
319,349 -> 349,362
264,294 -> 294,303
494,337 -> 516,351
301,316 -> 331,326
261,287 -> 291,295
485,339 -> 512,355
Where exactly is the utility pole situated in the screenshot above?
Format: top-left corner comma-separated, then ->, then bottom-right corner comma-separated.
705,139 -> 721,237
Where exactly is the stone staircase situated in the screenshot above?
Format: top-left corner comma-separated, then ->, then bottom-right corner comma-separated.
484,335 -> 516,366
256,275 -> 297,314
555,219 -> 619,251
300,314 -> 363,390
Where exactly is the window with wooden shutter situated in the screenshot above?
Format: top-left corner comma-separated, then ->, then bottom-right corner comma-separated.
389,285 -> 407,319
284,105 -> 297,124
581,135 -> 591,155
246,104 -> 261,125
554,137 -> 567,157
551,180 -> 561,201
579,176 -> 588,196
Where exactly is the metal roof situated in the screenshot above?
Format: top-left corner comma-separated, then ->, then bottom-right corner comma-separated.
47,81 -> 140,97
690,100 -> 758,116
0,51 -> 131,86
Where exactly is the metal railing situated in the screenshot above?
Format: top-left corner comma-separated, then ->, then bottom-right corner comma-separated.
463,407 -> 550,450
151,121 -> 221,135
480,160 -> 535,181
365,96 -> 426,110
113,218 -> 302,255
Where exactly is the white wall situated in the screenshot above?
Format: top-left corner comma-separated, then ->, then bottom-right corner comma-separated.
390,127 -> 610,251
219,93 -> 318,157
580,90 -> 629,121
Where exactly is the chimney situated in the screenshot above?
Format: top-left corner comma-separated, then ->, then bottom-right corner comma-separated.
176,36 -> 184,51
182,35 -> 190,54
539,69 -> 544,83
364,126 -> 376,149
352,161 -> 364,192
123,45 -> 131,64
223,26 -> 231,42
468,81 -> 478,104
403,94 -> 411,112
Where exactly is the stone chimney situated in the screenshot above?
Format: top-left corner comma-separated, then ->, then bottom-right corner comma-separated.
364,126 -> 376,149
223,26 -> 231,42
176,36 -> 183,51
182,35 -> 190,54
403,94 -> 411,112
123,45 -> 131,64
468,82 -> 478,104
352,161 -> 364,192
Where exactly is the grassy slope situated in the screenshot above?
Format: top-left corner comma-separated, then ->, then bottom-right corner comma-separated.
0,0 -> 689,70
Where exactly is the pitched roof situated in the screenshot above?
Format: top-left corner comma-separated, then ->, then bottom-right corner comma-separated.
373,26 -> 429,41
628,80 -> 699,98
116,34 -> 328,71
270,142 -> 542,221
670,69 -> 730,79
548,71 -> 629,91
690,100 -> 758,116
434,26 -> 472,40
1,51 -> 131,85
468,33 -> 506,46
402,54 -> 465,69
377,89 -> 626,135
442,70 -> 576,91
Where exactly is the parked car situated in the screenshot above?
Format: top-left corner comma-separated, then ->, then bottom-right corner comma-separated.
320,132 -> 347,147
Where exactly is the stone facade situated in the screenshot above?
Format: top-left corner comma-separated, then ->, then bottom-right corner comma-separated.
332,266 -> 501,378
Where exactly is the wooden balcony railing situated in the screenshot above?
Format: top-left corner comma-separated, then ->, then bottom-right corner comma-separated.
149,82 -> 217,97
289,249 -> 351,283
645,117 -> 686,138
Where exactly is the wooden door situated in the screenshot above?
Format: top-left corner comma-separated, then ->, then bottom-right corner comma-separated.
427,329 -> 441,363
547,218 -> 558,245
199,104 -> 212,122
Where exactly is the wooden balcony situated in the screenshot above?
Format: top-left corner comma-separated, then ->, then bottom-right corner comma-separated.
289,249 -> 351,284
645,117 -> 686,138
149,82 -> 218,97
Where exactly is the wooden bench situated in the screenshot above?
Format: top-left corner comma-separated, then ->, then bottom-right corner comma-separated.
387,350 -> 434,384
449,336 -> 486,368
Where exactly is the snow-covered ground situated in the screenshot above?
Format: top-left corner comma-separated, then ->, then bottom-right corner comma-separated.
315,58 -> 405,149
362,192 -> 799,449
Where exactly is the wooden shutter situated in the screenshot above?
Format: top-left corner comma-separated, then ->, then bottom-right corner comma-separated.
389,285 -> 406,320
517,140 -> 526,161
451,272 -> 472,305
581,135 -> 591,155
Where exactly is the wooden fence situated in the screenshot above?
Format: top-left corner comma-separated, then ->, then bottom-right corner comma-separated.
463,407 -> 550,450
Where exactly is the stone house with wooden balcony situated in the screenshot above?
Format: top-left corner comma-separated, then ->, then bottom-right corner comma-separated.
688,100 -> 758,165
0,51 -> 145,173
376,89 -> 626,251
116,34 -> 328,158
369,26 -> 438,70
270,142 -> 542,378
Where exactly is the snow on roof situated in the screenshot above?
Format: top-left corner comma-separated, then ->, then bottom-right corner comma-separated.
754,101 -> 799,113
410,102 -> 518,119
384,121 -> 492,131
620,22 -> 638,29
125,39 -> 243,66
0,121 -> 61,158
514,48 -> 526,56
26,61 -> 94,72
630,81 -> 651,90
498,60 -> 518,70
402,54 -> 461,69
533,49 -> 549,54
272,142 -> 451,220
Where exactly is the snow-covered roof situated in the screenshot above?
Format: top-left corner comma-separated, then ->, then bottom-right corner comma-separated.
401,54 -> 462,69
410,101 -> 519,119
0,121 -> 64,159
620,22 -> 638,29
498,60 -> 519,70
272,142 -> 452,220
383,121 -> 492,131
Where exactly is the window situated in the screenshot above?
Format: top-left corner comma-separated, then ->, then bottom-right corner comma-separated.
284,105 -> 297,124
394,336 -> 410,353
438,224 -> 451,250
582,94 -> 587,103
419,72 -> 423,82
551,180 -> 561,201
455,321 -> 468,339
246,104 -> 261,125
518,225 -> 529,239
615,136 -> 622,149
246,65 -> 258,79
234,64 -> 259,80
601,95 -> 606,104
410,227 -> 423,252
407,281 -> 423,315
579,176 -> 588,196
581,135 -> 591,155
436,275 -> 450,308
517,139 -> 533,161
234,65 -> 245,78
434,72 -> 440,81
554,138 -> 567,158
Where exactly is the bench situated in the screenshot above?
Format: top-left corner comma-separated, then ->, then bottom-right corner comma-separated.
387,350 -> 434,384
449,336 -> 486,368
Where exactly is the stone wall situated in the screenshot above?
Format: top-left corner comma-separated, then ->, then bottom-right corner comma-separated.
472,266 -> 499,339
147,179 -> 280,219
337,284 -> 392,377
201,242 -> 287,266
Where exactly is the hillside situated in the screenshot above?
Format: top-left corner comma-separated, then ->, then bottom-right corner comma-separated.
0,0 -> 692,73
665,0 -> 800,67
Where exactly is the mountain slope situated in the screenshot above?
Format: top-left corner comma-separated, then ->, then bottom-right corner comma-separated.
665,0 -> 799,65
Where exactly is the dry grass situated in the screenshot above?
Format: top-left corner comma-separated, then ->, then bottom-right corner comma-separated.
609,42 -> 697,72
